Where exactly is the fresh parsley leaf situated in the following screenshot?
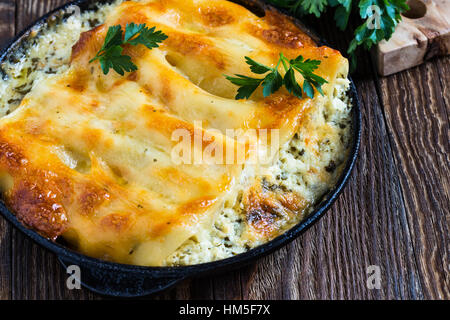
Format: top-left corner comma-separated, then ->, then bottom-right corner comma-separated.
284,67 -> 303,98
267,0 -> 328,17
225,53 -> 327,100
90,23 -> 167,75
224,74 -> 264,99
102,25 -> 123,51
262,70 -> 283,97
301,0 -> 328,17
245,56 -> 273,74
124,23 -> 145,42
99,46 -> 137,76
289,56 -> 326,98
333,0 -> 352,30
124,23 -> 168,49
303,80 -> 315,99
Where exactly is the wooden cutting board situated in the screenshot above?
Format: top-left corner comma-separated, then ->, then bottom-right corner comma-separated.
375,0 -> 450,76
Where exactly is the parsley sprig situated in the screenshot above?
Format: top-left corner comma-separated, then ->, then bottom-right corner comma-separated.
225,54 -> 327,100
266,0 -> 409,68
89,23 -> 168,75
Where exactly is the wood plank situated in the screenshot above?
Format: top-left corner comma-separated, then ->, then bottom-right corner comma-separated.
0,0 -> 15,300
15,0 -> 69,31
213,271 -> 243,300
0,0 -> 14,47
150,278 -> 215,300
435,56 -> 450,120
377,60 -> 450,299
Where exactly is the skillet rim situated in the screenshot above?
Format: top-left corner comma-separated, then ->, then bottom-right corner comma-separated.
0,0 -> 362,295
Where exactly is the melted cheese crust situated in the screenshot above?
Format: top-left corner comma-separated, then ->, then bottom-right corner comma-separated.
0,0 -> 349,266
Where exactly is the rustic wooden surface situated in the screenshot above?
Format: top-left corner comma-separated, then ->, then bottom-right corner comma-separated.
0,0 -> 448,300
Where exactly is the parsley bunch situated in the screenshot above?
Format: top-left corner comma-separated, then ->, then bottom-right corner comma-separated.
266,0 -> 409,68
225,53 -> 327,99
89,23 -> 168,75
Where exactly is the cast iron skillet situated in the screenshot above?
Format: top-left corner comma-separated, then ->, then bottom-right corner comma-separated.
0,0 -> 361,297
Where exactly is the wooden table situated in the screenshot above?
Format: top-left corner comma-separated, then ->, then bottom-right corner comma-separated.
0,0 -> 448,300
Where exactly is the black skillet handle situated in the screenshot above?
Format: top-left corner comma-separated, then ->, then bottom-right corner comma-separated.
58,256 -> 187,298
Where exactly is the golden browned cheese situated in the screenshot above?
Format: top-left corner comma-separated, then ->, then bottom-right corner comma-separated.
0,0 -> 348,265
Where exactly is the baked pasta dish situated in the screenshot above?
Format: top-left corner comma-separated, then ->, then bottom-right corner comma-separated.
0,0 -> 353,266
